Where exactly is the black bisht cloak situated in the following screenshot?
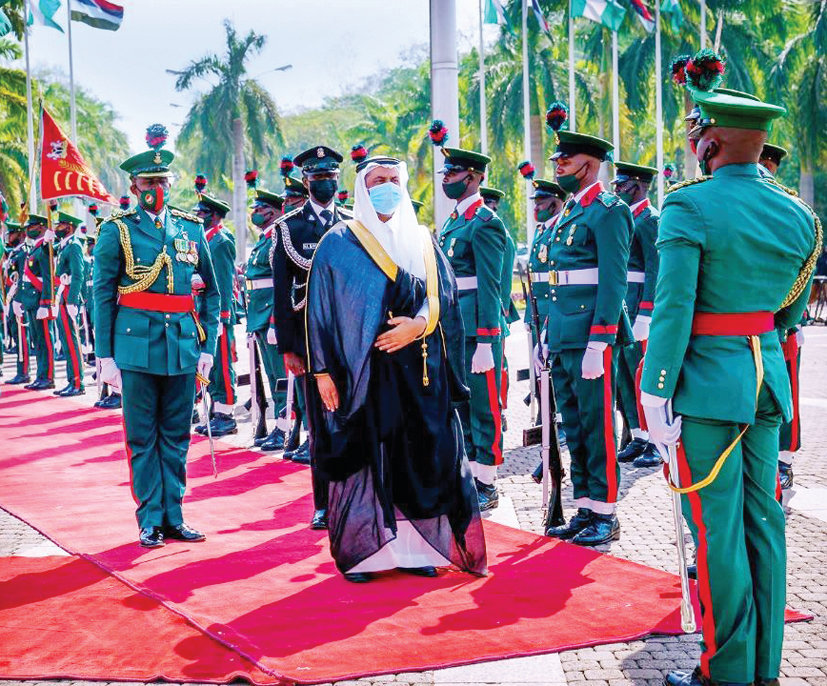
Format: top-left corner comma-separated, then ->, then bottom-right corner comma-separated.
306,222 -> 487,575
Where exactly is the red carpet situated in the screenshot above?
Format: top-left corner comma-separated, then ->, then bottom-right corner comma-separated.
0,386 -> 810,684
0,555 -> 277,683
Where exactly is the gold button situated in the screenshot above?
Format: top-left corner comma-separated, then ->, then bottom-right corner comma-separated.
658,383 -> 664,389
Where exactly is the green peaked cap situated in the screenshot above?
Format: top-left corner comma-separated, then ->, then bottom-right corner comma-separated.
411,199 -> 424,214
613,162 -> 658,183
6,221 -> 21,232
284,175 -> 309,198
440,147 -> 491,173
56,211 -> 83,226
479,186 -> 504,200
530,178 -> 566,199
761,143 -> 788,163
550,131 -> 613,162
254,188 -> 284,209
196,194 -> 231,217
25,213 -> 48,227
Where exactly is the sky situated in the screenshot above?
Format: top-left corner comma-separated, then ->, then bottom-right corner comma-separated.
23,0 -> 489,151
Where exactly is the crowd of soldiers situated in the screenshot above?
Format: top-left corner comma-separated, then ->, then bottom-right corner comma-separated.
0,47 -> 823,686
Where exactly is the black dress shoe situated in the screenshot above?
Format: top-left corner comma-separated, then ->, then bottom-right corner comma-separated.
208,412 -> 237,437
163,523 -> 206,542
310,509 -> 328,530
754,678 -> 779,686
664,667 -> 720,686
98,393 -> 122,409
474,478 -> 499,511
285,420 -> 302,452
54,383 -> 73,395
501,412 -> 508,432
28,379 -> 55,390
284,439 -> 308,460
259,427 -> 286,451
546,507 -> 592,539
191,408 -> 201,424
778,461 -> 793,490
617,437 -> 648,462
632,442 -> 663,468
398,566 -> 438,578
572,512 -> 620,546
288,441 -> 311,464
4,374 -> 31,385
687,563 -> 697,580
139,526 -> 164,548
59,386 -> 85,397
344,572 -> 373,583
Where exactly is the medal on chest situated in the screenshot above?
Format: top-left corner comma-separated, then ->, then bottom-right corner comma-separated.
174,231 -> 198,264
537,244 -> 548,263
447,237 -> 457,258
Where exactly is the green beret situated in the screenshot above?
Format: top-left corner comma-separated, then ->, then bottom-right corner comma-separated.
550,131 -> 613,162
25,213 -> 48,227
440,147 -> 491,173
690,90 -> 785,134
284,175 -> 309,198
761,143 -> 788,164
612,162 -> 658,184
56,211 -> 83,227
294,145 -> 343,174
480,186 -> 505,201
254,188 -> 284,210
196,194 -> 231,218
530,178 -> 567,200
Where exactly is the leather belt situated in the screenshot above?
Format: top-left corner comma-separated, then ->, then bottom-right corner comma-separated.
455,276 -> 478,290
627,271 -> 645,283
118,292 -> 194,313
532,268 -> 599,286
246,277 -> 274,290
691,311 -> 774,336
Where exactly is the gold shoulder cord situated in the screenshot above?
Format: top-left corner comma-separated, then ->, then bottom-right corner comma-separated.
113,219 -> 175,295
665,175 -> 711,195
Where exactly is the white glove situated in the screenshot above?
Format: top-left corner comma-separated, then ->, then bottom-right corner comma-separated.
99,357 -> 122,391
36,306 -> 49,320
632,315 -> 651,342
470,342 -> 495,374
533,342 -> 548,375
191,273 -> 205,290
795,327 -> 805,346
267,327 -> 277,345
641,392 -> 682,446
51,305 -> 58,318
581,341 -> 607,379
197,352 -> 213,379
217,321 -> 224,338
12,301 -> 23,318
43,229 -> 56,242
67,303 -> 79,318
59,273 -> 71,286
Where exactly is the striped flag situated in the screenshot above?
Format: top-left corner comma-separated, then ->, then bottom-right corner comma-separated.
28,0 -> 63,32
531,0 -> 552,37
660,0 -> 683,32
484,0 -> 506,24
571,0 -> 627,32
627,0 -> 655,32
70,0 -> 123,31
0,8 -> 11,37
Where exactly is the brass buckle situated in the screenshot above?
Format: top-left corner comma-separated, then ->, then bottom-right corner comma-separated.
548,270 -> 558,286
245,279 -> 253,290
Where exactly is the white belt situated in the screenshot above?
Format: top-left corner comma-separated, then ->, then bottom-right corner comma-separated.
531,268 -> 599,286
246,277 -> 274,290
86,280 -> 93,286
60,274 -> 72,285
455,276 -> 478,291
627,271 -> 645,283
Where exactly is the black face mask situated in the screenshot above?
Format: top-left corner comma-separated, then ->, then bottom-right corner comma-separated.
308,178 -> 337,205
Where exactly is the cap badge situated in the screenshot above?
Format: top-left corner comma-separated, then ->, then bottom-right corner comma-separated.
153,152 -> 161,164
316,147 -> 324,158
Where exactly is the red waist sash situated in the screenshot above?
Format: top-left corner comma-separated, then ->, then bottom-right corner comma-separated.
118,292 -> 194,313
691,311 -> 774,336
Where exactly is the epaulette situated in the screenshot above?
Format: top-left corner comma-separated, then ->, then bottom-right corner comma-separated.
666,176 -> 711,194
764,177 -> 800,199
475,205 -> 494,221
170,207 -> 203,224
105,208 -> 137,221
597,191 -> 622,208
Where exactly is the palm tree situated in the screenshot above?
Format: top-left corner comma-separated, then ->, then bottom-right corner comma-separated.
174,20 -> 283,260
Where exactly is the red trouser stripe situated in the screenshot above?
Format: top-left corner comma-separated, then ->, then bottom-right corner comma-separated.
485,367 -> 503,466
20,321 -> 29,369
635,358 -> 646,431
602,346 -> 618,502
775,473 -> 783,503
42,318 -> 54,380
499,342 -> 508,409
677,441 -> 717,676
120,413 -> 141,508
59,303 -> 81,388
783,336 -> 800,452
220,329 -> 235,405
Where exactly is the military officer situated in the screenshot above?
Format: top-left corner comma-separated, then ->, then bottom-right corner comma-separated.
3,222 -> 31,385
53,211 -> 86,396
193,194 -> 238,437
19,214 -> 56,390
542,131 -> 634,546
758,143 -> 786,177
94,125 -> 219,548
610,162 -> 661,468
283,175 -> 309,213
640,83 -> 819,686
437,148 -> 507,511
270,145 -> 351,530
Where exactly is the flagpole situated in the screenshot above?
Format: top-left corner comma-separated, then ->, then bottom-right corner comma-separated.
699,0 -> 707,47
568,1 -> 576,131
23,0 -> 36,211
66,0 -> 82,214
522,0 -> 534,247
655,1 -> 664,206
611,29 -> 620,159
478,0 -> 488,155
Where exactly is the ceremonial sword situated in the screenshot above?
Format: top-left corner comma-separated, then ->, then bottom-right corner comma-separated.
196,372 -> 218,478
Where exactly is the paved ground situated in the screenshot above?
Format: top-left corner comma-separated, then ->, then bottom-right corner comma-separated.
1,323 -> 826,686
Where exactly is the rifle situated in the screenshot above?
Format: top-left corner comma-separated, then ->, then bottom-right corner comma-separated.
516,264 -> 537,422
520,267 -> 565,530
246,333 -> 269,441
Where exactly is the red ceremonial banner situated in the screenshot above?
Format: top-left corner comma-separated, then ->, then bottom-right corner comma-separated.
39,107 -> 117,204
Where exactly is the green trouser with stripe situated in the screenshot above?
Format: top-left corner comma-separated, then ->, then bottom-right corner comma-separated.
253,329 -> 287,411
209,324 -> 237,407
459,337 -> 503,467
26,310 -> 54,381
56,301 -> 84,389
121,370 -> 196,530
616,341 -> 643,431
677,384 -> 785,683
778,339 -> 801,452
551,347 -> 620,504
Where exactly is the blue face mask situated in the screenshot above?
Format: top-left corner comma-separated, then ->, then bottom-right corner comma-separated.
369,182 -> 403,215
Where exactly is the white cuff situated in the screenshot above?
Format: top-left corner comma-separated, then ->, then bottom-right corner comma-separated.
640,390 -> 668,408
587,341 -> 608,352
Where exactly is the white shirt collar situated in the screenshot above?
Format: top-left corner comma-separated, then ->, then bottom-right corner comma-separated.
544,210 -> 562,230
60,234 -> 73,248
572,180 -> 601,206
144,208 -> 166,226
629,198 -> 648,214
309,199 -> 335,220
455,192 -> 483,216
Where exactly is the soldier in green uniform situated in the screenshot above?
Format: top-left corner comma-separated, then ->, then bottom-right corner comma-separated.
94,125 -> 219,548
3,222 -> 31,385
53,211 -> 87,396
437,148 -> 507,511
19,214 -> 56,390
193,194 -> 238,437
610,162 -> 661,468
283,175 -> 309,213
81,233 -> 95,358
639,82 -> 820,686
758,143 -> 786,177
541,131 -> 634,547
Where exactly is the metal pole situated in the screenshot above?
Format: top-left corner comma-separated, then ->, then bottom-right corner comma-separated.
611,30 -> 620,160
700,0 -> 707,48
522,0 -> 534,248
568,2 -> 576,132
23,0 -> 37,211
655,3 -> 664,206
66,0 -> 82,215
430,0 -> 460,228
478,0 -> 488,155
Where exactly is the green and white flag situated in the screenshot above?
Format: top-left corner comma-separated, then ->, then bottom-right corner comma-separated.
660,0 -> 683,32
28,0 -> 63,32
571,0 -> 626,32
0,8 -> 11,37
